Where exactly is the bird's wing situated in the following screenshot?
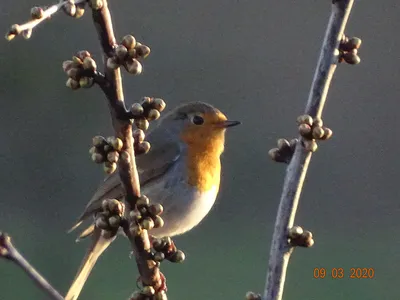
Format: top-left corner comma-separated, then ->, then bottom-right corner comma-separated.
65,127 -> 181,298
136,126 -> 181,186
69,125 -> 181,233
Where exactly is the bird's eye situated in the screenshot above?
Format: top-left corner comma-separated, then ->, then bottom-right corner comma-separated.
191,115 -> 204,125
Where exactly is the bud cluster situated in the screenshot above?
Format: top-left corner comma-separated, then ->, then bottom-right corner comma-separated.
339,35 -> 362,65
127,195 -> 184,264
5,5 -> 45,41
297,115 -> 333,152
268,138 -> 298,164
107,35 -> 151,75
288,225 -> 314,248
130,97 -> 166,131
152,237 -> 185,264
94,199 -> 125,234
128,195 -> 165,234
132,129 -> 151,156
63,50 -> 97,90
89,135 -> 123,174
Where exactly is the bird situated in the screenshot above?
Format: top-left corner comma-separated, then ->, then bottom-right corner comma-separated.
65,101 -> 240,300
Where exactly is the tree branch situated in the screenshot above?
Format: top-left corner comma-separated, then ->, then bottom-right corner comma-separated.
0,232 -> 64,300
5,0 -> 163,296
5,0 -> 86,41
90,0 -> 161,290
263,1 -> 355,299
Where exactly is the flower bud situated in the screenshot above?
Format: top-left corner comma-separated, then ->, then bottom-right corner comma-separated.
92,152 -> 105,163
125,59 -> 142,75
95,215 -> 109,230
104,162 -> 117,174
153,216 -> 164,228
153,98 -> 166,112
122,35 -> 136,50
130,103 -> 144,118
66,78 -> 80,90
141,218 -> 154,230
107,151 -> 120,163
107,57 -> 120,70
79,77 -> 94,88
31,7 -> 44,19
134,118 -> 149,131
92,135 -> 106,147
149,203 -> 163,216
115,45 -> 128,61
62,60 -> 74,73
83,57 -> 97,71
137,141 -> 151,155
147,109 -> 160,121
169,250 -> 185,263
136,44 -> 151,58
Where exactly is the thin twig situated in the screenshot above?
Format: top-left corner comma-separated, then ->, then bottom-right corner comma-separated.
91,0 -> 162,289
263,1 -> 355,300
5,0 -> 86,40
0,232 -> 64,300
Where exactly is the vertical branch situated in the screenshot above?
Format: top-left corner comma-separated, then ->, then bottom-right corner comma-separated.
91,0 -> 141,210
263,1 -> 355,300
91,0 -> 161,289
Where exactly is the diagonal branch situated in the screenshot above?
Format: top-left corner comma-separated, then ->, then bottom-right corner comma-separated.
90,0 -> 162,290
263,1 -> 355,299
0,232 -> 64,300
5,0 -> 86,41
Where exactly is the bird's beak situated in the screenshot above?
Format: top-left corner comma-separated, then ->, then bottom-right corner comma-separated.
217,120 -> 241,128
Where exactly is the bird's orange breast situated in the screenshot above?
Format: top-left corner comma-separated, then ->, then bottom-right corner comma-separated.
186,146 -> 221,192
181,127 -> 225,192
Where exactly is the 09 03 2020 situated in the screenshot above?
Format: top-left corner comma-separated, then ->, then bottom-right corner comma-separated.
313,267 -> 375,279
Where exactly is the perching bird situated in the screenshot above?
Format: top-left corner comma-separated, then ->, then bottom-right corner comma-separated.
65,102 -> 240,300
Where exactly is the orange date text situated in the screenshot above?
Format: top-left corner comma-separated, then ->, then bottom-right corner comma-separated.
313,267 -> 375,279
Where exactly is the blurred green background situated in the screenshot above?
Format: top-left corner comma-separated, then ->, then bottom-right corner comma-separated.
0,1 -> 399,299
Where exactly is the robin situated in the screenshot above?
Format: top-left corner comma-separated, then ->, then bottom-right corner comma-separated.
65,101 -> 240,300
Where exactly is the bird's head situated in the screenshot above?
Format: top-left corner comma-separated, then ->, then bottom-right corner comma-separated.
162,102 -> 240,152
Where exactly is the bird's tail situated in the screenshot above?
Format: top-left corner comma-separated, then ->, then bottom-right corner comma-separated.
65,228 -> 115,300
